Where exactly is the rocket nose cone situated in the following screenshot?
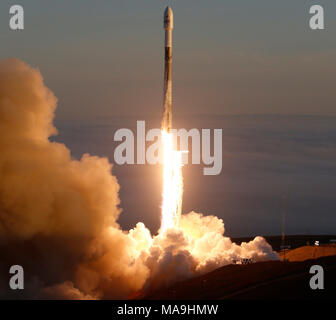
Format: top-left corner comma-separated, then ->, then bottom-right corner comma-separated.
165,6 -> 173,15
164,6 -> 173,29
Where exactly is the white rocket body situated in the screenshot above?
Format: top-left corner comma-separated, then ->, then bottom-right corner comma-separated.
162,6 -> 173,132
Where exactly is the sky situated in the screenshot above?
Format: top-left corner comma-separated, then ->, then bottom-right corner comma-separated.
56,114 -> 336,237
0,0 -> 335,121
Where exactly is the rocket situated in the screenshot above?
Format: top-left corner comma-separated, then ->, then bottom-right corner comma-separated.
162,6 -> 173,133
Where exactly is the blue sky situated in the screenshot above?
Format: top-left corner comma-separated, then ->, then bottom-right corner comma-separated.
1,0 -> 335,121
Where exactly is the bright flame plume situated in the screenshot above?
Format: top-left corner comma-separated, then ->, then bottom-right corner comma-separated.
160,130 -> 183,232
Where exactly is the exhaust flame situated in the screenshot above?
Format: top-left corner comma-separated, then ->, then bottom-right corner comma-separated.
160,130 -> 183,232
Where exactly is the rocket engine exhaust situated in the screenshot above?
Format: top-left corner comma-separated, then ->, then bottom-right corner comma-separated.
161,6 -> 173,133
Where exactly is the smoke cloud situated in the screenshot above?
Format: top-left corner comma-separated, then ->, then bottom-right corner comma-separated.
0,59 -> 278,299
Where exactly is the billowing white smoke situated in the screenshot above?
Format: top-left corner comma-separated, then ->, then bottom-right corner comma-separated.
0,59 -> 278,299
